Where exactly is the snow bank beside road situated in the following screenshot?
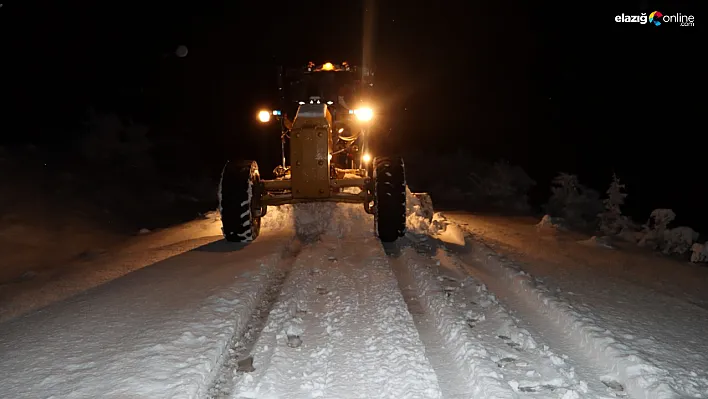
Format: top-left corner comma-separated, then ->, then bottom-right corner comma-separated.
0,237 -> 293,399
0,214 -> 226,322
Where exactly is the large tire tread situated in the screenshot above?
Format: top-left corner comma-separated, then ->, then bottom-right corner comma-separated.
219,160 -> 261,242
373,156 -> 406,242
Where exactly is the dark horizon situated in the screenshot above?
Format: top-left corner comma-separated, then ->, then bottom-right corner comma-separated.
0,0 -> 703,229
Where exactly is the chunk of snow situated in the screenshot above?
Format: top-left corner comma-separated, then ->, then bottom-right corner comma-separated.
577,236 -> 614,249
411,192 -> 434,221
406,187 -> 448,236
436,222 -> 465,246
204,210 -> 220,220
405,187 -> 433,234
536,215 -> 565,231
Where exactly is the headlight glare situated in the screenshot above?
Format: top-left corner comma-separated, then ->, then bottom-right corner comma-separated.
353,107 -> 373,122
257,110 -> 271,123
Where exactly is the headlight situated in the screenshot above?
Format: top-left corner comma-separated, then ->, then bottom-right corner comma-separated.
352,107 -> 373,122
257,110 -> 271,123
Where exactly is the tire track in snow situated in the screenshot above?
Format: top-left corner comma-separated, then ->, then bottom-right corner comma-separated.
393,239 -> 600,398
228,242 -> 329,398
231,235 -> 442,398
207,239 -> 303,399
448,236 -> 645,398
389,243 -> 516,399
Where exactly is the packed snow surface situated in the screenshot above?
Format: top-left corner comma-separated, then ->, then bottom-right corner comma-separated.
0,231 -> 294,398
448,213 -> 708,399
1,192 -> 707,399
232,236 -> 441,399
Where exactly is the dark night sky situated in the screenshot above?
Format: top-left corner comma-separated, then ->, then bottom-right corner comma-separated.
0,0 -> 704,228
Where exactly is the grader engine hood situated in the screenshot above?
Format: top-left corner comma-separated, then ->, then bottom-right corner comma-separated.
290,103 -> 333,198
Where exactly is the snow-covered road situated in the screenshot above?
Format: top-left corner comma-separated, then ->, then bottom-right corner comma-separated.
229,235 -> 442,399
446,213 -> 708,399
1,201 -> 706,399
0,230 -> 298,398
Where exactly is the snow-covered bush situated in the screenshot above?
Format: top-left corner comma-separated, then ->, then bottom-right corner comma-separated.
598,174 -> 630,235
662,226 -> 699,255
637,209 -> 676,249
544,173 -> 603,229
631,209 -> 700,256
691,242 -> 708,263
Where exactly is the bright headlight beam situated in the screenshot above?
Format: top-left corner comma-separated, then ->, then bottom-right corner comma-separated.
354,107 -> 373,122
257,110 -> 271,123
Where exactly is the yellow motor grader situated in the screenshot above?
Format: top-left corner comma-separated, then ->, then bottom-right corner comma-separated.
218,61 -> 406,243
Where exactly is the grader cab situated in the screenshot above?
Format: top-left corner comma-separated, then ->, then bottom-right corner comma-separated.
218,62 -> 406,243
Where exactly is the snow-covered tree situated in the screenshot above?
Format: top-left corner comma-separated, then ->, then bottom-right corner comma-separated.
598,174 -> 629,235
477,160 -> 536,211
545,173 -> 578,217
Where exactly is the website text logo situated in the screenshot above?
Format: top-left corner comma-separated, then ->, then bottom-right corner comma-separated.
615,11 -> 694,27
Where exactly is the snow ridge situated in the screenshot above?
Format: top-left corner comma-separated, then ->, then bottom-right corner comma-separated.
463,236 -> 680,399
398,246 -> 516,398
134,251 -> 286,399
233,245 -> 323,397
